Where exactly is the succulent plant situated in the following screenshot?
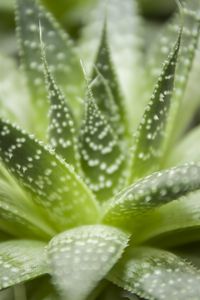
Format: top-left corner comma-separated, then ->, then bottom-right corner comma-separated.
1,0 -> 200,299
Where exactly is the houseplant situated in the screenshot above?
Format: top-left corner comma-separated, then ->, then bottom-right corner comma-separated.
0,0 -> 200,299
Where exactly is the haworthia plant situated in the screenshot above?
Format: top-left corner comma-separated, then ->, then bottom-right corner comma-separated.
1,0 -> 200,300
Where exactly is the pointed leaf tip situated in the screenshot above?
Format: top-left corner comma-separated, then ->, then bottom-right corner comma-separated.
15,0 -> 84,135
41,45 -> 81,173
80,91 -> 127,202
130,30 -> 181,181
91,23 -> 130,141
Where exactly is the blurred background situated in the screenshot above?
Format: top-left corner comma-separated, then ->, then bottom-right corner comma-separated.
0,0 -> 177,56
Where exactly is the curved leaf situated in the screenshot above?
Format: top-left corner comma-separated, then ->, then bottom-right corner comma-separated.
0,240 -> 48,290
48,225 -> 129,300
80,90 -> 127,202
0,119 -> 100,231
108,246 -> 200,300
103,164 -> 200,231
130,31 -> 181,182
131,190 -> 200,247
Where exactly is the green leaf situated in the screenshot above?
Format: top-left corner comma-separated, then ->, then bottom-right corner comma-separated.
80,0 -> 143,128
130,190 -> 200,247
0,119 -> 100,231
103,164 -> 200,231
91,23 -> 130,141
166,125 -> 200,167
108,246 -> 200,300
0,240 -> 48,290
16,0 -> 84,137
41,45 -> 81,172
48,225 -> 129,300
0,176 -> 55,239
80,90 -> 127,202
0,165 -> 55,239
129,31 -> 181,182
147,1 -> 200,141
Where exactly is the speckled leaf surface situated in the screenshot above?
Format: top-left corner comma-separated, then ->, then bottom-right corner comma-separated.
131,190 -> 200,247
0,240 -> 48,290
80,90 -> 127,202
42,49 -> 81,172
103,164 -> 200,230
0,119 -> 99,231
130,32 -> 181,181
108,246 -> 200,300
91,24 -> 129,141
147,1 -> 200,141
16,0 -> 84,137
48,225 -> 129,300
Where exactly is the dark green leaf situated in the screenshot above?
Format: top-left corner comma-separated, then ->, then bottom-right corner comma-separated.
0,119 -> 100,231
91,24 -> 129,141
147,1 -> 200,141
130,32 -> 181,181
41,45 -> 81,172
80,0 -> 143,122
16,0 -> 84,137
80,90 -> 127,202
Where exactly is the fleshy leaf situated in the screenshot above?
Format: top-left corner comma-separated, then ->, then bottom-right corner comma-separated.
41,45 -> 81,172
103,163 -> 200,230
108,246 -> 200,300
80,0 -> 143,128
80,90 -> 127,202
0,240 -> 48,289
166,125 -> 200,167
16,0 -> 84,137
130,31 -> 181,182
131,190 -> 200,247
147,1 -> 200,141
48,225 -> 129,300
0,169 -> 55,239
0,119 -> 100,231
91,23 -> 129,141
